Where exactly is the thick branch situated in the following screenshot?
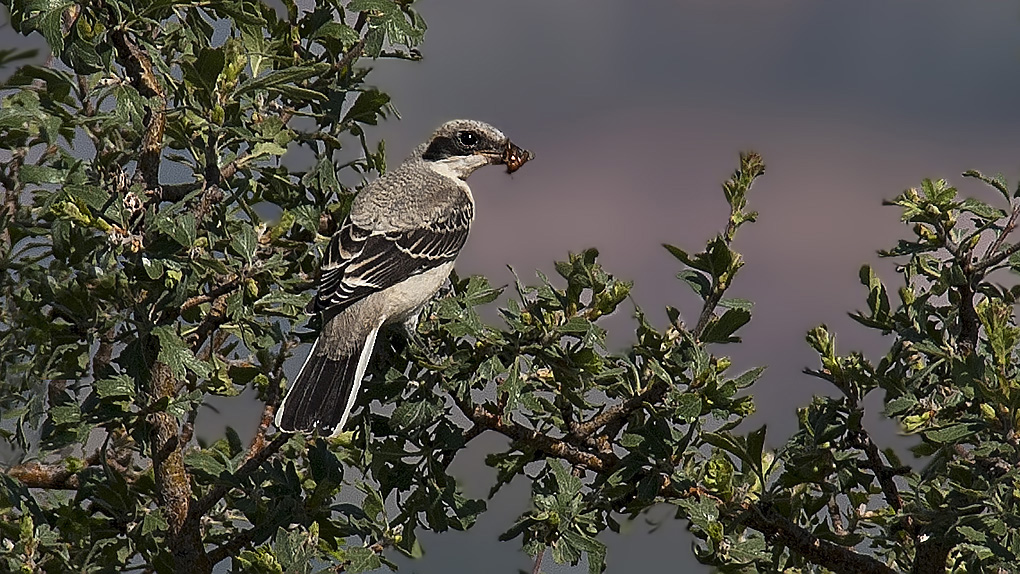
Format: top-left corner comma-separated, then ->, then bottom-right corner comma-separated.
957,277 -> 980,354
148,360 -> 210,573
739,501 -> 898,574
7,462 -> 83,490
110,29 -> 166,191
912,538 -> 951,574
7,435 -> 135,490
454,395 -> 617,473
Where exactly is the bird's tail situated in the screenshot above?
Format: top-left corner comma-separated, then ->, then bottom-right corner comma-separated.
275,325 -> 382,437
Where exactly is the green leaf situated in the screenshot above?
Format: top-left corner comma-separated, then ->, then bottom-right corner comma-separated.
548,459 -> 582,499
390,398 -> 442,430
251,141 -> 289,159
185,450 -> 226,478
699,308 -> 751,343
19,164 -> 67,185
95,376 -> 136,399
17,1 -> 75,54
343,546 -> 381,573
674,392 -> 702,421
230,223 -> 258,263
558,316 -> 591,334
718,297 -> 753,311
663,243 -> 693,265
343,89 -> 391,125
254,291 -> 308,316
677,269 -> 711,299
310,22 -> 360,47
141,509 -> 168,535
49,403 -> 80,426
745,425 -> 767,470
233,63 -> 329,96
729,366 -> 766,389
923,422 -> 983,444
963,169 -> 1010,200
152,325 -> 211,380
958,197 -> 1005,220
184,47 -> 225,96
348,0 -> 398,12
155,212 -> 197,248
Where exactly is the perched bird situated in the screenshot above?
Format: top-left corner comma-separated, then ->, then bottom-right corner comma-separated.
276,119 -> 533,437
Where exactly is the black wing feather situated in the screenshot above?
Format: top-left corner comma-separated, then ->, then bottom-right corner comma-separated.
311,194 -> 473,315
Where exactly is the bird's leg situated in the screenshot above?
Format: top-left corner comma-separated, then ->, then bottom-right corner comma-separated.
401,310 -> 428,352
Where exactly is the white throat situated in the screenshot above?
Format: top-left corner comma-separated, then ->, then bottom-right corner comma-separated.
427,154 -> 491,181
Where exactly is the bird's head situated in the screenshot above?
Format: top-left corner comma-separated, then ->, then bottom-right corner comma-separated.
420,119 -> 534,179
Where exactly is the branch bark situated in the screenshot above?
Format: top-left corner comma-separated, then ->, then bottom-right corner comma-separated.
109,29 -> 165,192
451,393 -> 618,473
148,360 -> 210,574
739,501 -> 898,574
913,538 -> 951,574
7,462 -> 85,490
181,278 -> 241,314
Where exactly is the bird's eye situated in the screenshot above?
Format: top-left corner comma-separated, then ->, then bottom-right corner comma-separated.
457,131 -> 479,147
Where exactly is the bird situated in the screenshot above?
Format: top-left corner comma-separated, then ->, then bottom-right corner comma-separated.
275,119 -> 533,437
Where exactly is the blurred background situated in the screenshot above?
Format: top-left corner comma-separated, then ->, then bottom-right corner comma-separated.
361,3 -> 1020,571
7,1 -> 1020,571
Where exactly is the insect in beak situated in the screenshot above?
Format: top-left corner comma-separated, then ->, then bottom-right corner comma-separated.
503,141 -> 534,174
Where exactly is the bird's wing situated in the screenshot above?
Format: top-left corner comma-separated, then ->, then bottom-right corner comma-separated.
312,188 -> 473,315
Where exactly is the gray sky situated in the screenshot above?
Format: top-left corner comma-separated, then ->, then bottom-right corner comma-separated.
6,1 -> 1020,572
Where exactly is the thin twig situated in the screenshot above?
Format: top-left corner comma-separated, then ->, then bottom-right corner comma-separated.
972,240 -> 1020,274
532,548 -> 545,574
983,202 -> 1020,260
180,278 -> 241,313
189,433 -> 290,520
827,496 -> 847,537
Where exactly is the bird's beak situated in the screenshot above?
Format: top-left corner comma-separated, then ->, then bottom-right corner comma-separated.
502,140 -> 534,174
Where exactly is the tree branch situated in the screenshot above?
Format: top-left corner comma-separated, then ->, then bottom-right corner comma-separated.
201,345 -> 290,567
576,380 -> 667,438
181,278 -> 241,314
452,394 -> 617,473
972,239 -> 1020,274
912,538 -> 951,574
957,272 -> 980,354
109,28 -> 165,191
738,500 -> 898,574
6,433 -> 136,489
190,433 -> 290,520
147,359 -> 210,573
7,461 -> 85,490
186,289 -> 232,353
982,201 -> 1020,262
248,343 -> 289,457
207,526 -> 259,565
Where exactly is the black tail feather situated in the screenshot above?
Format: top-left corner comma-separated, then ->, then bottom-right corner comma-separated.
276,342 -> 361,436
